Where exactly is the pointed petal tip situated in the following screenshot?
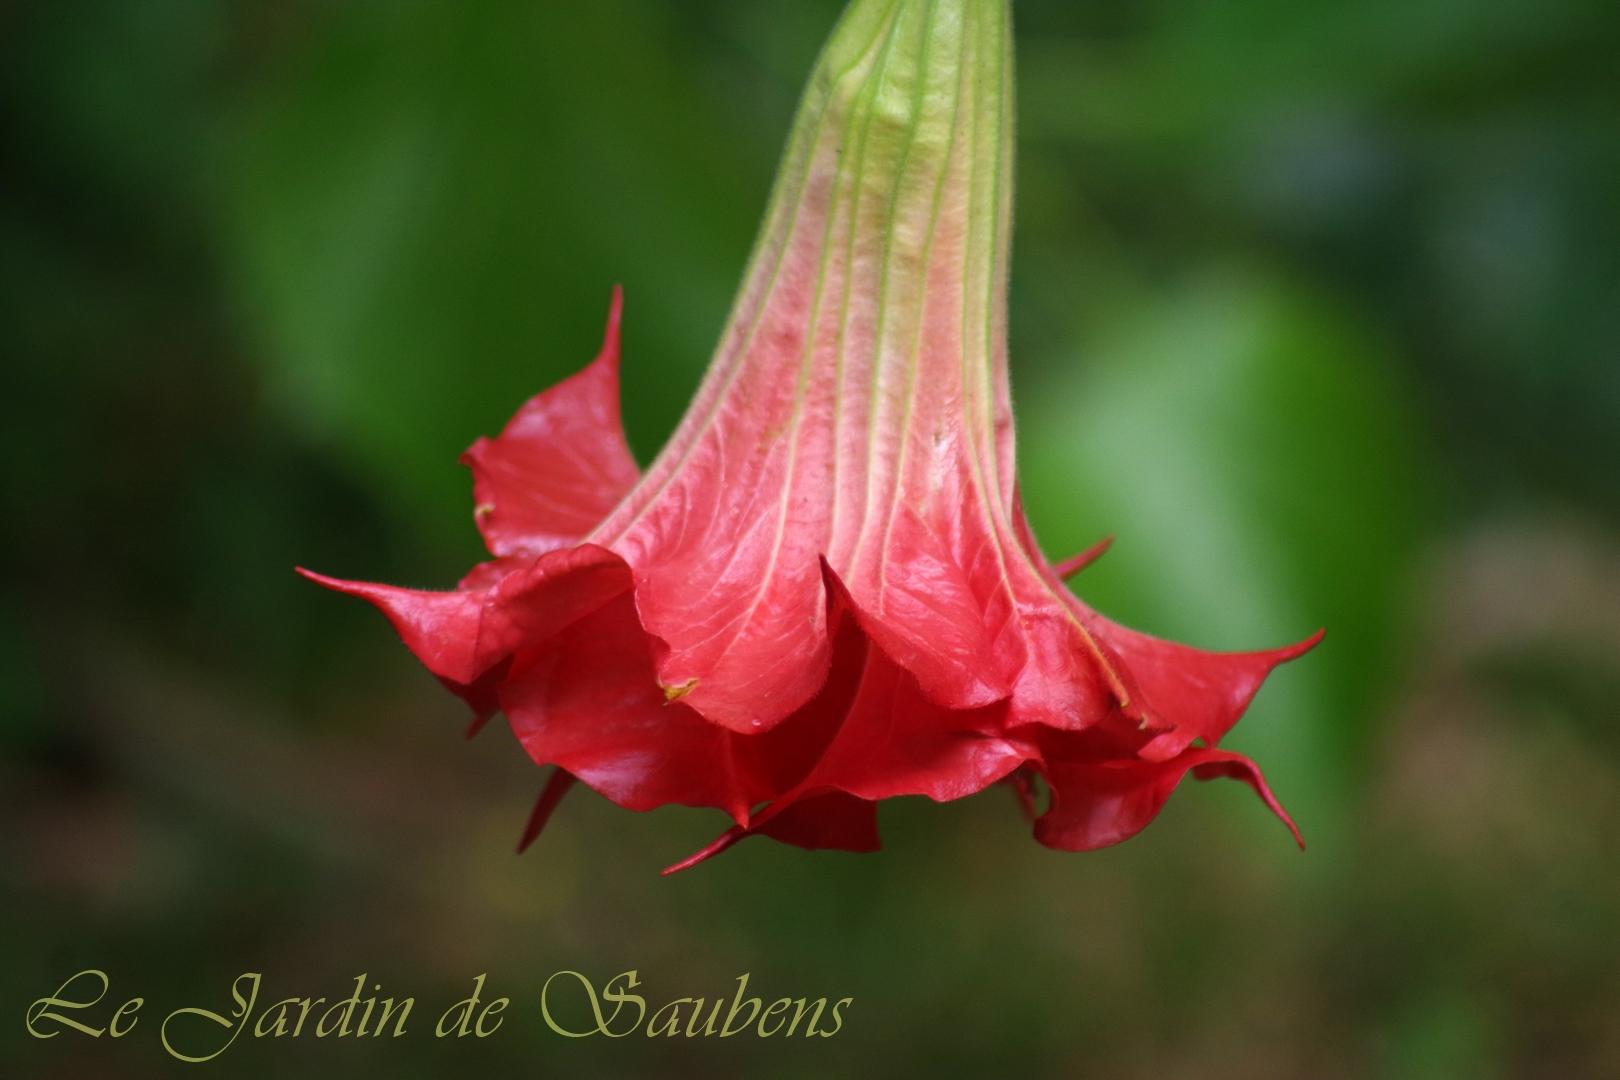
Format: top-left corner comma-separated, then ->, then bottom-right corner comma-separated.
1253,755 -> 1306,851
1263,788 -> 1306,850
1054,534 -> 1115,580
454,292 -> 640,557
661,826 -> 746,876
1213,752 -> 1306,850
295,565 -> 441,605
1281,627 -> 1327,662
816,553 -> 855,608
1279,810 -> 1306,851
456,436 -> 491,469
1007,770 -> 1038,822
295,565 -> 372,596
516,769 -> 579,854
600,284 -> 624,366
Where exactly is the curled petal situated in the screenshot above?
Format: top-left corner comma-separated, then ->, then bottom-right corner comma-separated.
791,648 -> 1030,807
501,583 -> 870,824
461,287 -> 640,558
812,563 -> 1035,803
295,543 -> 633,715
845,504 -> 1012,711
631,523 -> 834,733
668,566 -> 1038,872
296,568 -> 508,715
1083,616 -> 1325,762
499,594 -> 770,823
1035,746 -> 1303,851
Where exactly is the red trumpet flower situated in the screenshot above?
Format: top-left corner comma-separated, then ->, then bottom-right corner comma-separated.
302,0 -> 1320,873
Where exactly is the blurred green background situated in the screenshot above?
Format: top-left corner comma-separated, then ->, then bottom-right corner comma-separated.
4,0 -> 1618,1076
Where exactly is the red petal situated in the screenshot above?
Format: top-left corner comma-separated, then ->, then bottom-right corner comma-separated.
1083,615 -> 1325,761
753,791 -> 880,852
461,287 -> 639,557
784,641 -> 1030,806
841,502 -> 1010,710
807,562 -> 1035,803
296,567 -> 506,714
1036,746 -> 1303,851
496,576 -> 861,818
515,767 -> 577,853
296,543 -> 633,715
663,794 -> 880,876
665,569 -> 1036,872
835,505 -> 1131,737
628,508 -> 834,733
578,186 -> 875,733
661,827 -> 745,876
499,594 -> 772,823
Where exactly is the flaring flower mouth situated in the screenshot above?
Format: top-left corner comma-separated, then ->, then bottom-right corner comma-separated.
300,0 -> 1322,873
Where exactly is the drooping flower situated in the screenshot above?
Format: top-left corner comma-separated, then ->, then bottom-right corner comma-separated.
302,0 -> 1321,873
